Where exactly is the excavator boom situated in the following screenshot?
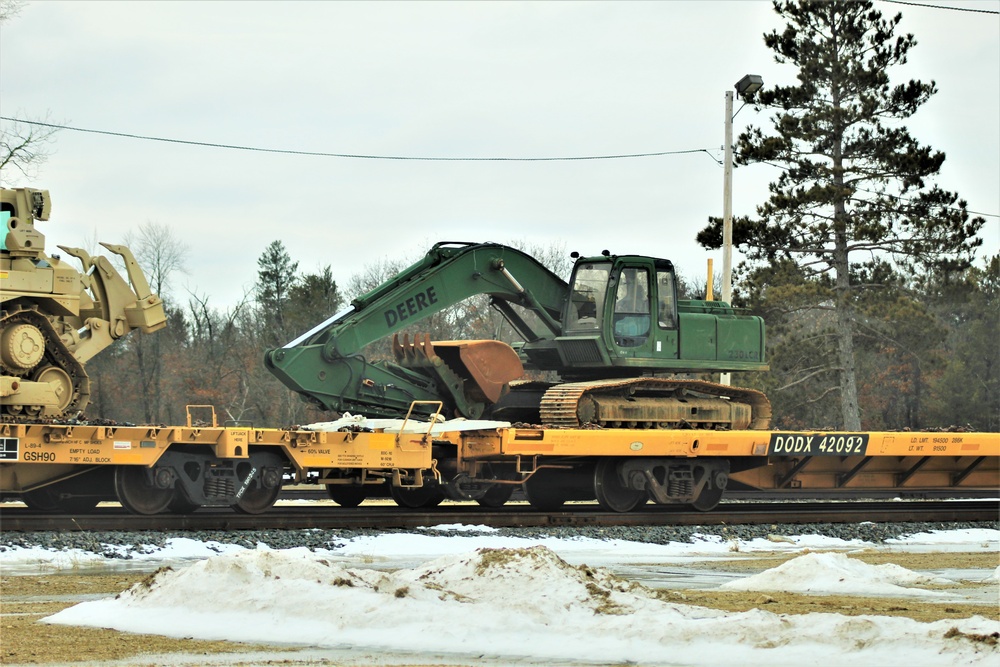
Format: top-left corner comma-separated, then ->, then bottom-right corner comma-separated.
265,242 -> 569,419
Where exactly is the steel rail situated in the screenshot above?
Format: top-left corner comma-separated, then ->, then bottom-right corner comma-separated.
1,500 -> 995,533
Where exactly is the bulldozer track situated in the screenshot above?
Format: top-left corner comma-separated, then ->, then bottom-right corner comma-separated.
1,305 -> 89,422
539,378 -> 772,429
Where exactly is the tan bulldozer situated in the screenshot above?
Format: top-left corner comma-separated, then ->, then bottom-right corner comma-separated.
1,187 -> 166,420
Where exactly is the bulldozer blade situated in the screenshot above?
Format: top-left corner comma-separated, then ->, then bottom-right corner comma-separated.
392,334 -> 524,404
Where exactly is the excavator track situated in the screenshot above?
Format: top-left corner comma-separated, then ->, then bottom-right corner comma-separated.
538,378 -> 771,430
1,305 -> 90,422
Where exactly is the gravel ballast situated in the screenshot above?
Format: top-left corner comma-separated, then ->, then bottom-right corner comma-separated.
2,520 -> 996,558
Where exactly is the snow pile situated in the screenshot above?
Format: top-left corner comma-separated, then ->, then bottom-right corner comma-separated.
889,528 -> 1000,549
43,545 -> 1000,667
0,537 -> 246,571
721,551 -> 955,597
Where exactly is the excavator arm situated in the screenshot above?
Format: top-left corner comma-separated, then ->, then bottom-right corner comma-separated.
264,242 -> 569,419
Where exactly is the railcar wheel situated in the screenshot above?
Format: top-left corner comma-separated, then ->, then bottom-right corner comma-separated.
522,469 -> 566,511
327,484 -> 367,507
231,462 -> 283,514
476,483 -> 514,508
390,483 -> 445,508
232,484 -> 281,514
593,458 -> 647,513
20,488 -> 60,511
690,470 -> 727,511
115,466 -> 174,515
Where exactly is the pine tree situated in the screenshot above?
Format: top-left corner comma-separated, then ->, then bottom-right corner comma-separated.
255,240 -> 299,341
699,0 -> 985,429
286,265 -> 343,339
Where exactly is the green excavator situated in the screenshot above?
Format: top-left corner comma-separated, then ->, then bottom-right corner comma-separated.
265,241 -> 770,431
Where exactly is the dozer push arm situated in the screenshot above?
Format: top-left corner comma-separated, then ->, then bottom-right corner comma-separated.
54,244 -> 167,363
264,242 -> 570,419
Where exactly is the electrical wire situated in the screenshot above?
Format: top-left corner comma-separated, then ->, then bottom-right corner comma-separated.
2,117 -> 995,219
0,116 -> 714,162
878,0 -> 1000,14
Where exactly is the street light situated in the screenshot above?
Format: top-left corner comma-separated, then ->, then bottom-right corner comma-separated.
721,74 -> 762,386
735,74 -> 764,100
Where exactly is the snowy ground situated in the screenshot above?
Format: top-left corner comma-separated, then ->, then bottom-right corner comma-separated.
2,526 -> 998,667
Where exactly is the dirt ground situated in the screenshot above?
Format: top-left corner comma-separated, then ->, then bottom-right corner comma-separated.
1,550 -> 997,666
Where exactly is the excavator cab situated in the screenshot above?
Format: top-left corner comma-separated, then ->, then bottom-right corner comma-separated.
518,251 -> 764,383
564,256 -> 665,345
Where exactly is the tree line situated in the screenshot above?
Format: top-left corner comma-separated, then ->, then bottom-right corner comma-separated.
82,229 -> 997,432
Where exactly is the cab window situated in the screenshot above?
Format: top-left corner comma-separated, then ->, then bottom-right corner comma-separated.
656,268 -> 677,329
566,263 -> 610,331
613,267 -> 650,346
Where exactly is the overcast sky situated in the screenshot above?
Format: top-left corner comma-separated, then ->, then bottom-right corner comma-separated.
2,0 -> 997,310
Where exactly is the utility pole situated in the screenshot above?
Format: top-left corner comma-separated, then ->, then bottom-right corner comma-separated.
722,89 -> 734,309
720,74 -> 762,388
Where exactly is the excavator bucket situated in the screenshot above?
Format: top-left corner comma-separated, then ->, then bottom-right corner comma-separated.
392,334 -> 524,404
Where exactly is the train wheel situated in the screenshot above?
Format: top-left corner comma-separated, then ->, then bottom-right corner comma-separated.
20,488 -> 60,512
327,484 -> 367,507
390,483 -> 445,508
115,466 -> 174,515
523,469 -> 566,511
690,470 -> 727,511
232,484 -> 282,514
691,486 -> 726,512
231,463 -> 283,515
594,458 -> 647,513
476,483 -> 514,508
690,485 -> 724,511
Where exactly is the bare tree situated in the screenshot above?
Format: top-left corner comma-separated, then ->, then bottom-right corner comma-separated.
123,221 -> 189,300
0,114 -> 61,186
0,4 -> 64,186
0,0 -> 25,23
120,222 -> 188,422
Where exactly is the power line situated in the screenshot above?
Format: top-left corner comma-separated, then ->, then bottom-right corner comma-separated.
878,0 -> 1000,14
4,116 -> 996,220
0,116 -> 714,162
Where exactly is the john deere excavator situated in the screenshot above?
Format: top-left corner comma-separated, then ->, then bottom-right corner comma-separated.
1,187 -> 167,421
265,241 -> 770,430
265,241 -> 770,510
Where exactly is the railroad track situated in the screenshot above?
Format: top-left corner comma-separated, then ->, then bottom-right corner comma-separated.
1,500 -> 995,532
